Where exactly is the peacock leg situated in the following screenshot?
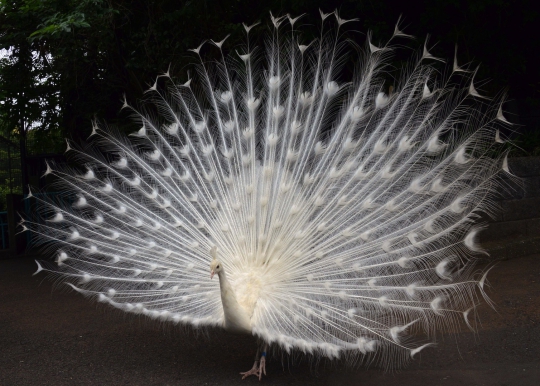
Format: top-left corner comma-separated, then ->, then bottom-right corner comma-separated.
258,345 -> 267,379
240,344 -> 267,380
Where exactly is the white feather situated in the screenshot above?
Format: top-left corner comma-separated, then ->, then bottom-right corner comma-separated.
30,14 -> 507,370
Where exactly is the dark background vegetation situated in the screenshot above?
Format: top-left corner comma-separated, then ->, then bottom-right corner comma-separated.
0,0 -> 539,207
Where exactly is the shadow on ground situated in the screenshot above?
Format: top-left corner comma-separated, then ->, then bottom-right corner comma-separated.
1,254 -> 539,385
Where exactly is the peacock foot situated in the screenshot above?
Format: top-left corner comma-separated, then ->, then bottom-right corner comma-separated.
240,354 -> 266,380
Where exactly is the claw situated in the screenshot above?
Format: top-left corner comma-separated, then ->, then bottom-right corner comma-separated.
240,361 -> 260,380
240,351 -> 267,380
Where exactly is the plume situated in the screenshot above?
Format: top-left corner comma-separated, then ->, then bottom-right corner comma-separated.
26,11 -> 514,369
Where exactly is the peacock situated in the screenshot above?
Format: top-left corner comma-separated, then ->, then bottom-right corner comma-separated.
27,11 -> 514,380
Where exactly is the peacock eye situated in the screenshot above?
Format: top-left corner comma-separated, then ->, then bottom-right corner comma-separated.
216,265 -> 220,269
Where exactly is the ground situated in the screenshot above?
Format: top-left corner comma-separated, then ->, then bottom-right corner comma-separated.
0,254 -> 539,385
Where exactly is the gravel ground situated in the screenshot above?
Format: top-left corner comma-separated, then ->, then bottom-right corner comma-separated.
1,254 -> 539,385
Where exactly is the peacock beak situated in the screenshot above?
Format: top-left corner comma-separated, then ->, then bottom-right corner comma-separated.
210,270 -> 215,279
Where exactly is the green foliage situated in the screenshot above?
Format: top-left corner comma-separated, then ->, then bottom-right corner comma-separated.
0,140 -> 21,211
0,0 -> 62,151
29,10 -> 91,38
0,0 -> 538,154
0,178 -> 22,211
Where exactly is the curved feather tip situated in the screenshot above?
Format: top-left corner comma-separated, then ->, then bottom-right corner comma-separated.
410,343 -> 435,359
502,153 -> 514,175
463,307 -> 475,331
479,266 -> 496,291
66,283 -> 84,294
32,260 -> 44,276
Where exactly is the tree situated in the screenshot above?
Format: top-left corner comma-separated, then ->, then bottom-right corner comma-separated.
0,0 -> 538,148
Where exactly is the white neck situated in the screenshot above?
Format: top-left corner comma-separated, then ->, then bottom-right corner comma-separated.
217,269 -> 252,333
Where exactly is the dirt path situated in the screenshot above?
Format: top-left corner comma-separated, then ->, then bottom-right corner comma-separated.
1,255 -> 539,385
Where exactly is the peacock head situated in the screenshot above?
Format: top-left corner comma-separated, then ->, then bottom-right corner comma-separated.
209,246 -> 222,279
210,259 -> 222,279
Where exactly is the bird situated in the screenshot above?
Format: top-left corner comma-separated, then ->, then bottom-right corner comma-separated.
27,10 -> 514,380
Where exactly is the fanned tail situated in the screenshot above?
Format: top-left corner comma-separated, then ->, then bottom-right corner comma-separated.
26,11 -> 514,368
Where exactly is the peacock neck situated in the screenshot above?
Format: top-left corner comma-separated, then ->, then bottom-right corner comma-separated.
217,268 -> 252,334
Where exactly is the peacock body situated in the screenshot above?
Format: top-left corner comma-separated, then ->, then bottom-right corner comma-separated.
29,11 -> 513,375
